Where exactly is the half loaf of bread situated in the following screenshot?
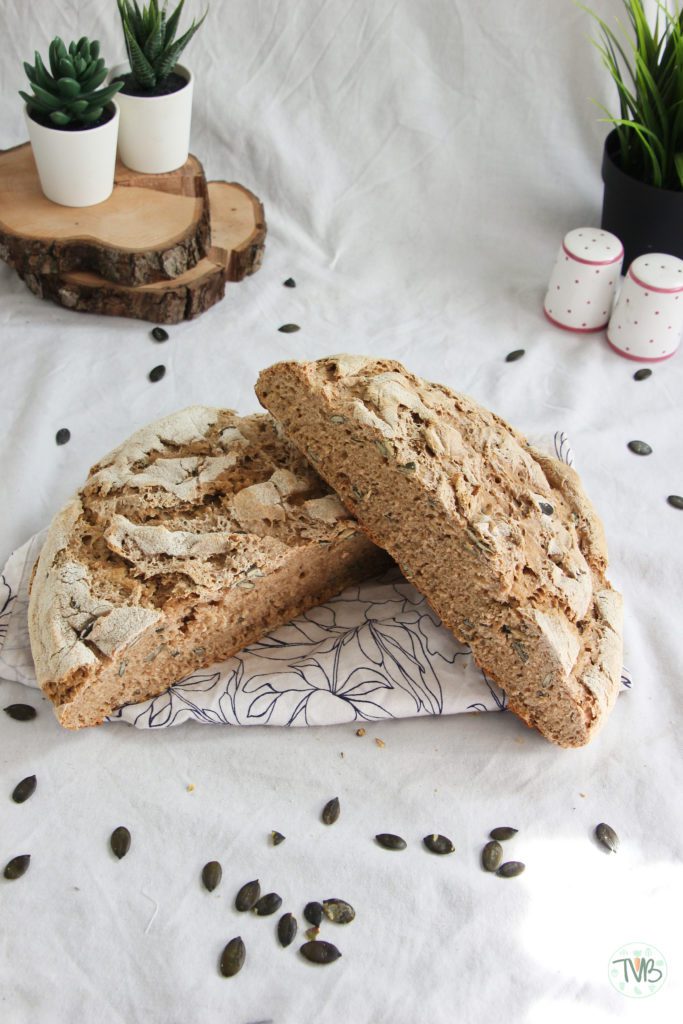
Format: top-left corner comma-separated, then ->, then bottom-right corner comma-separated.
256,355 -> 624,747
28,406 -> 390,728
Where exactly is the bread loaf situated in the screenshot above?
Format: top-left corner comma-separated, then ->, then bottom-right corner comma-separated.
28,406 -> 390,728
256,355 -> 624,747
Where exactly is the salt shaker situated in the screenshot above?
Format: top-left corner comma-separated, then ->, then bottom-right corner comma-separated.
544,227 -> 623,331
607,253 -> 683,361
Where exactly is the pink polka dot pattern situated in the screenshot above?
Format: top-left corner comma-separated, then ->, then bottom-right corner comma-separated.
543,228 -> 623,332
607,253 -> 683,361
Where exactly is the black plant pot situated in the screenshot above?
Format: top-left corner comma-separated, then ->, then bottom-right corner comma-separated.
601,129 -> 683,267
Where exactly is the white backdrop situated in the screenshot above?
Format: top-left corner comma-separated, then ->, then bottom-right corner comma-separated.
0,2 -> 681,1022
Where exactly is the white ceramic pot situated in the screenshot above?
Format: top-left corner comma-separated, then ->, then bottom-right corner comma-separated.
606,253 -> 683,362
111,63 -> 193,173
25,103 -> 119,207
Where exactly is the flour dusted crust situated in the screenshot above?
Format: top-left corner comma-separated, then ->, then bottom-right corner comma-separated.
28,406 -> 389,728
256,356 -> 624,747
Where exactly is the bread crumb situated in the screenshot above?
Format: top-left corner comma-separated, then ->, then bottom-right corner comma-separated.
356,727 -> 366,737
375,737 -> 385,748
305,926 -> 319,941
579,792 -> 586,797
186,783 -> 195,793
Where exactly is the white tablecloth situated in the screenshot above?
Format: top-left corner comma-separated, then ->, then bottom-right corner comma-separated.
1,2 -> 681,1022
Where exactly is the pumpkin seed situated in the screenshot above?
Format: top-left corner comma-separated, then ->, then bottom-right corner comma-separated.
219,936 -> 245,977
330,415 -> 346,424
322,898 -> 355,924
278,323 -> 300,333
423,833 -> 455,855
482,840 -> 503,872
11,775 -> 37,804
627,440 -> 652,456
253,892 -> 282,916
374,439 -> 390,459
235,879 -> 261,911
277,912 -> 297,947
511,641 -> 528,663
151,327 -> 169,342
595,822 -> 619,853
304,901 -> 323,926
55,427 -> 71,445
271,830 -> 286,846
3,854 -> 30,880
300,940 -> 342,965
110,826 -> 131,859
148,365 -> 166,383
506,349 -> 525,362
322,797 -> 340,825
667,494 -> 683,510
489,827 -> 518,841
283,277 -> 296,288
539,502 -> 553,515
397,462 -> 416,474
3,704 -> 37,721
201,861 -> 222,892
497,861 -> 525,878
633,368 -> 652,381
375,833 -> 407,851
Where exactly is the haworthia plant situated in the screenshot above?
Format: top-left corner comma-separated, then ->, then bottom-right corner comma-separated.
116,0 -> 207,89
20,37 -> 122,126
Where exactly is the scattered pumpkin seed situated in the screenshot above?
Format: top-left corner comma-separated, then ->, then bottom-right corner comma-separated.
375,833 -> 407,851
305,925 -> 320,941
482,840 -> 503,872
3,854 -> 30,880
253,892 -> 282,916
506,349 -> 525,362
489,827 -> 518,841
283,278 -> 296,288
277,912 -> 297,947
201,861 -> 222,892
110,826 -> 131,859
322,899 -> 355,924
667,495 -> 683,510
633,368 -> 652,381
55,428 -> 71,445
235,879 -> 261,911
304,901 -> 323,927
148,365 -> 166,383
595,822 -> 619,853
151,326 -> 169,342
278,323 -> 300,333
539,502 -> 554,515
322,797 -> 340,825
3,704 -> 37,721
11,775 -> 37,804
423,834 -> 455,855
271,831 -> 286,846
300,940 -> 342,965
497,861 -> 525,878
219,936 -> 245,977
628,440 -> 652,456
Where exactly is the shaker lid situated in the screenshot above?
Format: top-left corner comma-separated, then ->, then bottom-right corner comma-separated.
629,253 -> 683,292
563,227 -> 623,265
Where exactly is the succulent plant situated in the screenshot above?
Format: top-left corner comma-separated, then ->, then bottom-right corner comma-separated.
20,37 -> 123,127
116,0 -> 207,90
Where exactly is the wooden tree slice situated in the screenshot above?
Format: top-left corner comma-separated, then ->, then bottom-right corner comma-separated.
0,143 -> 210,286
19,181 -> 266,324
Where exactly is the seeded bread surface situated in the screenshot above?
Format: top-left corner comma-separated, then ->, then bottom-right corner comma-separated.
256,355 -> 624,748
28,406 -> 390,728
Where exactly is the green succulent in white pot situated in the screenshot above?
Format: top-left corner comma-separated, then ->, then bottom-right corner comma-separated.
112,0 -> 207,173
21,36 -> 123,206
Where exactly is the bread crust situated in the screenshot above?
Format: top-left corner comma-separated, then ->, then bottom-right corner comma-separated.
256,356 -> 624,747
28,406 -> 389,728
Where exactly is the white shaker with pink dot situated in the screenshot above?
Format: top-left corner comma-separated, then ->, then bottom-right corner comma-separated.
607,253 -> 683,361
544,227 -> 623,331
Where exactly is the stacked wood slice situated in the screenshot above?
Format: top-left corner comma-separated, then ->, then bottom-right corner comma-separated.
0,143 -> 266,323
